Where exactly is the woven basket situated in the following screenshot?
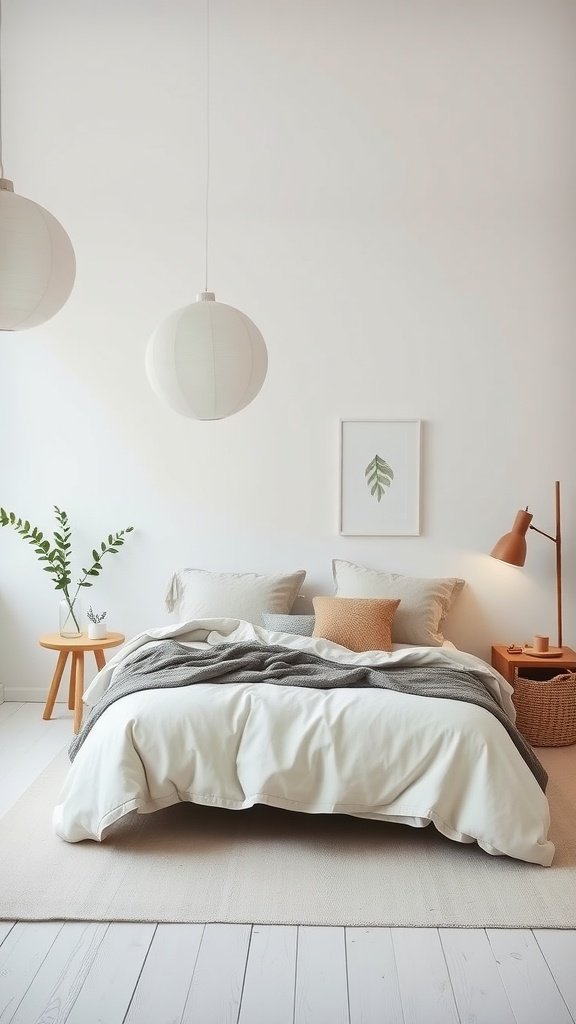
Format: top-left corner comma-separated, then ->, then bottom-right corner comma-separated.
513,671 -> 576,746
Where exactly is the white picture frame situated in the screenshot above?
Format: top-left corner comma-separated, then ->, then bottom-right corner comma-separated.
339,419 -> 421,536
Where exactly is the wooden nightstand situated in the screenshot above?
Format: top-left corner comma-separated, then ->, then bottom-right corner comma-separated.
39,632 -> 125,734
491,645 -> 576,686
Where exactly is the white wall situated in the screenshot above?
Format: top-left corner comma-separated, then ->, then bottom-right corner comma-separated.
1,0 -> 575,699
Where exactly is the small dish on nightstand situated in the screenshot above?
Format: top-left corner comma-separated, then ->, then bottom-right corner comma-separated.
521,647 -> 563,658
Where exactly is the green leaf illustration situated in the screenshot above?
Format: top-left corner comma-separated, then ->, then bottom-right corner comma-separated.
365,454 -> 394,503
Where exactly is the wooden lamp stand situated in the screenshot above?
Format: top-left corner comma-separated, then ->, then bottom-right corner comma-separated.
528,480 -> 562,649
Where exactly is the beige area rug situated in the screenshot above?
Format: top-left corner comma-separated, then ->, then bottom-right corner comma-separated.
0,747 -> 575,927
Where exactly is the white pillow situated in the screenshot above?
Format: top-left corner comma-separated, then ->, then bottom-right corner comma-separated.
332,559 -> 464,647
165,567 -> 306,626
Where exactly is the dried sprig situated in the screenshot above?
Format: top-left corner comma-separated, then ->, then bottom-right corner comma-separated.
87,606 -> 107,624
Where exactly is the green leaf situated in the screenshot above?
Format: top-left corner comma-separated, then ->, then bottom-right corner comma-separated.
101,541 -> 106,552
365,454 -> 394,504
92,549 -> 99,563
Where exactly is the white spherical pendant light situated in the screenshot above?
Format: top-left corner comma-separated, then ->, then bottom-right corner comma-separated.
146,292 -> 267,420
146,0 -> 268,420
0,178 -> 76,331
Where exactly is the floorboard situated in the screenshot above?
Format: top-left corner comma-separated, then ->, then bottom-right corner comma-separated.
123,923 -> 204,1024
294,926 -> 350,1024
533,930 -> 576,1020
0,703 -> 24,725
180,924 -> 252,1024
0,705 -> 70,819
345,927 -> 404,1024
440,928 -> 516,1024
393,928 -> 460,1024
8,921 -> 108,1024
0,921 -> 15,947
238,925 -> 297,1024
0,922 -> 64,1024
65,923 -> 156,1024
488,928 -> 574,1024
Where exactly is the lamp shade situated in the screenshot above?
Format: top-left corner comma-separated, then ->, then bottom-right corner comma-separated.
0,180 -> 76,331
146,292 -> 268,420
491,509 -> 533,566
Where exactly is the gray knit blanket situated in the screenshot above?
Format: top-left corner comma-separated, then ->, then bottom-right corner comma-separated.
69,641 -> 547,790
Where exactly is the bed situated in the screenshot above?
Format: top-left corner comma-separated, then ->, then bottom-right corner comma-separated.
52,617 -> 554,866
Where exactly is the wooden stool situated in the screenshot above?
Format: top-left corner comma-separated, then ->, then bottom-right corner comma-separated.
39,632 -> 125,734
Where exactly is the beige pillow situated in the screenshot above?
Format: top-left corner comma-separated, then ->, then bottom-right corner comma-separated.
165,567 -> 306,626
312,596 -> 400,653
332,559 -> 464,647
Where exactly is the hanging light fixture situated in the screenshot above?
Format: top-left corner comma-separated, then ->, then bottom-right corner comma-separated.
146,0 -> 268,420
0,0 -> 75,331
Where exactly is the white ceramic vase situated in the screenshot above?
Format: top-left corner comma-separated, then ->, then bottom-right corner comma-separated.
88,621 -> 107,640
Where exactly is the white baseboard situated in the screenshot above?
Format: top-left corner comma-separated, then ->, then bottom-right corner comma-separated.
4,687 -> 65,703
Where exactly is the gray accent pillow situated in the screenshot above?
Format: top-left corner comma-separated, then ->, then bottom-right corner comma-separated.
262,613 -> 315,637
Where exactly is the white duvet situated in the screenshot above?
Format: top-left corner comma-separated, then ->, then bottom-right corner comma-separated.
53,619 -> 554,865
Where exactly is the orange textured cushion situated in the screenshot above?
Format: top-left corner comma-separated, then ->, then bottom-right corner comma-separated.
312,596 -> 400,653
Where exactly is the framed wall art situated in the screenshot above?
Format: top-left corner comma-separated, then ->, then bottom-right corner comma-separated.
339,419 -> 421,536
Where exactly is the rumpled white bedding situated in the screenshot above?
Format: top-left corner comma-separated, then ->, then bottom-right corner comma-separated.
53,619 -> 554,865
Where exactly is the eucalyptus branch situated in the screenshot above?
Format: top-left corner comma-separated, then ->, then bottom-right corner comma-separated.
0,507 -> 134,631
61,585 -> 81,631
72,526 -> 134,606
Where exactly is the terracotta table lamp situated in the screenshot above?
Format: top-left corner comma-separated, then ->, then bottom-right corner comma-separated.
491,481 -> 563,649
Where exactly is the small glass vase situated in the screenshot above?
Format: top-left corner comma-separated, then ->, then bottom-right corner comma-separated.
59,598 -> 83,638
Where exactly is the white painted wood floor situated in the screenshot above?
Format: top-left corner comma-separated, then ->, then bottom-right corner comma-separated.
1,703 -> 575,1024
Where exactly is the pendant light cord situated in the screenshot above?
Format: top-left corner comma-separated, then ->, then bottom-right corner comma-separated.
204,0 -> 210,292
0,0 -> 4,178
